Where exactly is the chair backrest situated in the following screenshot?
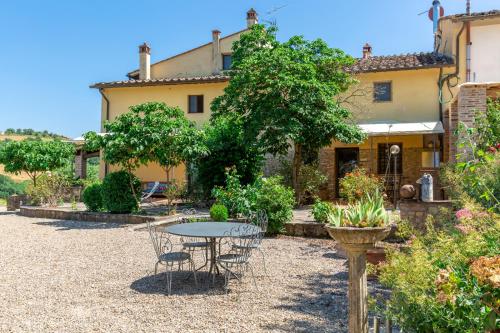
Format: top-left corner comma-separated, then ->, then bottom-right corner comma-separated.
141,181 -> 160,201
229,223 -> 260,262
146,221 -> 172,259
246,210 -> 268,234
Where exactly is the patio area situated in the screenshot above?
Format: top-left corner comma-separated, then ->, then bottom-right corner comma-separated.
0,210 -> 387,333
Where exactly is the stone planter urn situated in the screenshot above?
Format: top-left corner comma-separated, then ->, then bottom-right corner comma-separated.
325,226 -> 391,333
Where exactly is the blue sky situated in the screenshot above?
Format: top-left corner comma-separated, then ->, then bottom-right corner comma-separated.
0,0 -> 498,138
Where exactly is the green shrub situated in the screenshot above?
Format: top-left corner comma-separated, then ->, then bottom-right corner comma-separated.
297,164 -> 327,205
101,171 -> 141,213
82,182 -> 103,211
212,168 -> 258,217
212,170 -> 294,234
196,116 -> 263,197
209,204 -> 228,221
254,176 -> 294,235
26,173 -> 70,206
378,208 -> 500,332
339,168 -> 384,203
312,200 -> 336,223
0,174 -> 27,199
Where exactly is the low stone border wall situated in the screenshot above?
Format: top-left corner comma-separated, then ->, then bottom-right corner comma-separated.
285,221 -> 328,238
400,199 -> 453,231
19,206 -> 168,224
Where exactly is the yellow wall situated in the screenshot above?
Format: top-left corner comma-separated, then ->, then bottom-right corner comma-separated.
348,68 -> 441,123
98,82 -> 228,183
151,32 -> 244,78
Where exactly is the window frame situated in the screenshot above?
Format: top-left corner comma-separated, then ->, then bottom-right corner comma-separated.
188,95 -> 204,114
373,81 -> 393,103
222,53 -> 232,71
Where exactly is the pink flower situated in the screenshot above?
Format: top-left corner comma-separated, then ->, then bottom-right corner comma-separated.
455,208 -> 473,220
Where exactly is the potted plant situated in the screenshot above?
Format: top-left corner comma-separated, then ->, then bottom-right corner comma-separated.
324,193 -> 391,333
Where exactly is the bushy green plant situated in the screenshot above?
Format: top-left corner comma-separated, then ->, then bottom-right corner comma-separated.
312,200 -> 336,224
254,176 -> 294,235
297,164 -> 327,205
26,172 -> 70,206
209,203 -> 228,221
101,171 -> 141,213
163,180 -> 185,215
339,168 -> 384,203
212,168 -> 258,217
328,192 -> 389,228
196,115 -> 263,197
378,207 -> 500,332
212,170 -> 294,233
82,182 -> 103,212
0,174 -> 27,199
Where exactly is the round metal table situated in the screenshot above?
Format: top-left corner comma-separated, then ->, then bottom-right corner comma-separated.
165,222 -> 261,278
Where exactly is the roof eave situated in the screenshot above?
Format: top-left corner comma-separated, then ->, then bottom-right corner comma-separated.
90,76 -> 230,89
348,63 -> 454,74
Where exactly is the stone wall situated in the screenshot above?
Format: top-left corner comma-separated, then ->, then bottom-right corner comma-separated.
399,200 -> 453,231
19,206 -> 166,224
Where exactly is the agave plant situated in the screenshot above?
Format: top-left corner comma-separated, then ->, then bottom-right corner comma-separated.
328,191 -> 389,228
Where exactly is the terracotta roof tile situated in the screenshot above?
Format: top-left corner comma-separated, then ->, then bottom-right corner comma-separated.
90,75 -> 230,89
443,10 -> 500,21
348,52 -> 454,73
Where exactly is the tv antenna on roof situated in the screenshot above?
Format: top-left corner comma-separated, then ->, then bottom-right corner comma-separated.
262,4 -> 288,26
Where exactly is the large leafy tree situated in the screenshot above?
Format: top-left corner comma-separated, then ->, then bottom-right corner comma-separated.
211,25 -> 365,201
85,102 -> 207,185
0,139 -> 75,187
196,115 -> 263,197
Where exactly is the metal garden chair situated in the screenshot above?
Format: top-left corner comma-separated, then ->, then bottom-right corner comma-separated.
236,210 -> 269,277
215,223 -> 259,294
146,221 -> 197,295
179,208 -> 209,271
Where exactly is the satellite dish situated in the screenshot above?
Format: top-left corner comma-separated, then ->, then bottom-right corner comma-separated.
428,6 -> 445,21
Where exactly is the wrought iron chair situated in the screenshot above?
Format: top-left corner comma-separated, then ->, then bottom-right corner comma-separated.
216,223 -> 259,294
235,210 -> 269,276
179,209 -> 209,271
146,221 -> 197,295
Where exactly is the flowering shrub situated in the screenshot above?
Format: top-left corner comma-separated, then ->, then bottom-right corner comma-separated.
339,168 -> 384,203
378,206 -> 500,332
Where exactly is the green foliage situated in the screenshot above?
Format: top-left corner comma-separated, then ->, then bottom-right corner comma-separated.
211,24 -> 365,201
196,115 -> 263,197
328,192 -> 388,227
473,98 -> 500,150
378,208 -> 500,332
254,176 -> 294,234
26,172 -> 70,206
297,164 -> 327,205
2,128 -> 66,139
101,171 -> 141,213
82,182 -> 103,212
0,139 -> 75,186
209,203 -> 228,221
85,157 -> 100,183
212,169 -> 294,234
163,180 -> 185,215
212,168 -> 258,217
312,200 -> 336,224
339,168 -> 385,203
85,102 -> 207,179
0,174 -> 27,199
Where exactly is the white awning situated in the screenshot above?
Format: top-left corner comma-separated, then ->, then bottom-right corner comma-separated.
358,121 -> 444,136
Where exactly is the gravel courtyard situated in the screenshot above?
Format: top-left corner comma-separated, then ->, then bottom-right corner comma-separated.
0,212 -> 384,333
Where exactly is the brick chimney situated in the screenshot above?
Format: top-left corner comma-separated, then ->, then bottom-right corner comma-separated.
212,30 -> 221,74
139,42 -> 151,80
247,8 -> 258,28
362,43 -> 372,59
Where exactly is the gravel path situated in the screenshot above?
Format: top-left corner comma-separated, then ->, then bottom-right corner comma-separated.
0,212 -> 383,332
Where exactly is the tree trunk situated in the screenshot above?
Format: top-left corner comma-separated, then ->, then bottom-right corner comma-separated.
292,143 -> 302,205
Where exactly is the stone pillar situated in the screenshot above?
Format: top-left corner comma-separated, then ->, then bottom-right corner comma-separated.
347,247 -> 369,333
